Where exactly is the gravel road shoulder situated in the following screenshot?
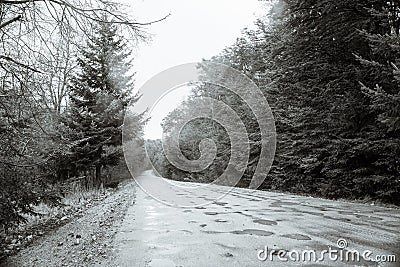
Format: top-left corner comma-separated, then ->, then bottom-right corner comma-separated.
2,182 -> 136,267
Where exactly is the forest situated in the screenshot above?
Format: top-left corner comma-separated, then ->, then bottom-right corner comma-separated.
0,0 -> 399,239
0,0 -> 152,231
148,0 -> 400,206
1,0 -> 399,264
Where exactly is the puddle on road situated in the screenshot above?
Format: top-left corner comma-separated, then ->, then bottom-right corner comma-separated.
270,201 -> 297,207
231,229 -> 274,236
305,211 -> 325,216
307,206 -> 330,212
213,201 -> 228,206
337,210 -> 354,215
281,233 -> 312,240
323,215 -> 351,222
231,211 -> 254,218
354,214 -> 383,221
202,229 -> 274,237
215,219 -> 228,223
183,210 -> 192,213
268,209 -> 287,213
253,219 -> 278,226
204,212 -> 219,216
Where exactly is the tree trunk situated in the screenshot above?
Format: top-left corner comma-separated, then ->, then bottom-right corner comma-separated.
95,145 -> 103,188
95,164 -> 102,188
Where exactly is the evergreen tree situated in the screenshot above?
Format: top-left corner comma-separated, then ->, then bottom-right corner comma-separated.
357,1 -> 400,137
65,19 -> 140,187
153,0 -> 400,205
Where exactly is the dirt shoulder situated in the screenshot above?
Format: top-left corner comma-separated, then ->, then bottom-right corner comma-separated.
2,182 -> 136,267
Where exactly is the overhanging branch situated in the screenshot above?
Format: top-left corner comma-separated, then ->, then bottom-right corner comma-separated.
0,0 -> 42,3
0,0 -> 170,27
0,15 -> 22,29
0,55 -> 42,73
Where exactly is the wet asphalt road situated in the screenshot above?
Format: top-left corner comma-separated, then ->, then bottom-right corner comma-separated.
113,171 -> 400,267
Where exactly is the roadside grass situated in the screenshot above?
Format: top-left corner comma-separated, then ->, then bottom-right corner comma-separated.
0,185 -> 116,262
1,165 -> 155,262
24,186 -> 108,225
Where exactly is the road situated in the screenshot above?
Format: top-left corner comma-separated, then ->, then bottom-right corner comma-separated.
113,171 -> 400,267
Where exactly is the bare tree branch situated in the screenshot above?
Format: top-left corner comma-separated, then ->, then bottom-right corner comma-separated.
0,55 -> 42,73
0,0 -> 170,27
0,15 -> 22,29
0,0 -> 41,3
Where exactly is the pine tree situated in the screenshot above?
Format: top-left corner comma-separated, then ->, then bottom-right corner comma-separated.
155,0 -> 400,204
272,0 -> 400,202
65,19 -> 139,187
357,1 -> 400,137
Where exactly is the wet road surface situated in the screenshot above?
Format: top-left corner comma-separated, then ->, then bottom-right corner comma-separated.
113,171 -> 400,267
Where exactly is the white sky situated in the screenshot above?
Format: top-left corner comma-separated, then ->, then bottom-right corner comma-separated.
123,0 -> 265,140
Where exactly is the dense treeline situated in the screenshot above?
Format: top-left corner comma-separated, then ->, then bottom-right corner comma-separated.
150,0 -> 400,205
0,1 -> 150,229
